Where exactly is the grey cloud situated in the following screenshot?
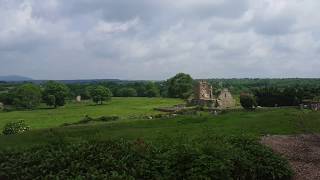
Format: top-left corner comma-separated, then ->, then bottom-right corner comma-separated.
53,0 -> 162,21
186,0 -> 249,19
0,0 -> 320,79
253,15 -> 296,36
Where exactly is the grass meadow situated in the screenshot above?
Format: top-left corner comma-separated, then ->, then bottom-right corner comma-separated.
0,97 -> 183,130
0,97 -> 320,149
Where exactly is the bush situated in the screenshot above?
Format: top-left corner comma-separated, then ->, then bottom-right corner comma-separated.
2,120 -> 30,135
98,116 -> 120,122
0,136 -> 293,180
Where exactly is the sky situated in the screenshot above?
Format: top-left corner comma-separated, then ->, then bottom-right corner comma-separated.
0,0 -> 320,80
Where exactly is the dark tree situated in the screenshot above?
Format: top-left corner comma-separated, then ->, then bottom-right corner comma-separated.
252,86 -> 304,107
167,73 -> 193,99
43,81 -> 69,108
117,88 -> 138,97
67,84 -> 91,100
46,95 -> 56,107
240,93 -> 257,110
0,92 -> 15,105
132,82 -> 147,97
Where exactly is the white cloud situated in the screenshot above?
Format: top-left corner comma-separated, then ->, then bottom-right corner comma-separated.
94,17 -> 140,34
0,0 -> 320,79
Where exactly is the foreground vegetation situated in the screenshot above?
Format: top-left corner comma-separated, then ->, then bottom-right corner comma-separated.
0,136 -> 293,180
1,97 -> 319,179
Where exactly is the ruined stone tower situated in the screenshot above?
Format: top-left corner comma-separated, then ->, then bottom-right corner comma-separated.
194,80 -> 214,100
191,80 -> 215,106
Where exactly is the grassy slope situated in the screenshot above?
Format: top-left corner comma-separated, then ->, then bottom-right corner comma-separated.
0,97 -> 183,129
1,107 -> 320,149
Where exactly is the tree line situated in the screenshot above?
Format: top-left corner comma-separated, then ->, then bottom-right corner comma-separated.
1,73 -> 320,110
0,73 -> 194,110
240,85 -> 320,109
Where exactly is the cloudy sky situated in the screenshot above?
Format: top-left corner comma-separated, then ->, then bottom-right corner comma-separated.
1,0 -> 320,80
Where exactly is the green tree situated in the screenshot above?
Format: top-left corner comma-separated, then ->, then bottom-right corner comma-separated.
67,84 -> 91,100
43,81 -> 69,108
0,92 -> 15,105
167,73 -> 193,99
117,88 -> 138,97
145,82 -> 160,97
13,84 -> 41,109
88,85 -> 112,104
133,82 -> 146,97
240,93 -> 257,110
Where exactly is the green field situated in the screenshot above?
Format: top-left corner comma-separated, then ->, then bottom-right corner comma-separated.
1,97 -> 320,149
0,97 -> 183,130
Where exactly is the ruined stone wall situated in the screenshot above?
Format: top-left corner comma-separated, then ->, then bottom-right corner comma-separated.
194,80 -> 213,100
218,89 -> 235,108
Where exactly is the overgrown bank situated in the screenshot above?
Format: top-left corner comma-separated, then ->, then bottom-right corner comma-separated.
0,136 -> 292,180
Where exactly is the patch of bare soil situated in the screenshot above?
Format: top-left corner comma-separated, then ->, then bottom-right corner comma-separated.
261,134 -> 320,180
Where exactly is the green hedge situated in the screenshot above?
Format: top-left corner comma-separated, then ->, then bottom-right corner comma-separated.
0,136 -> 293,180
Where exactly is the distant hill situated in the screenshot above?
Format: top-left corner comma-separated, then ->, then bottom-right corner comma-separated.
30,79 -> 122,84
0,75 -> 33,82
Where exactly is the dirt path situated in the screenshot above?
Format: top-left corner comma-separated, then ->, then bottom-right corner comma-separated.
261,134 -> 320,180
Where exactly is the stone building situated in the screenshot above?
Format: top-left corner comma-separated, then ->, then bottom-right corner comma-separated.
191,80 -> 215,106
217,89 -> 236,108
191,80 -> 235,109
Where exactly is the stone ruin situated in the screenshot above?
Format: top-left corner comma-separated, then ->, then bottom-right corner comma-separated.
217,88 -> 236,108
190,80 -> 235,109
155,80 -> 236,114
191,80 -> 215,106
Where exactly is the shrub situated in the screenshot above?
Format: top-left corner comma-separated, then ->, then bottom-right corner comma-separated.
79,115 -> 94,123
2,120 -> 30,135
0,136 -> 293,180
98,115 -> 120,122
61,115 -> 120,127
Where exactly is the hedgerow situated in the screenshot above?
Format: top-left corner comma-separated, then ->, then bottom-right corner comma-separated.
0,136 -> 293,180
